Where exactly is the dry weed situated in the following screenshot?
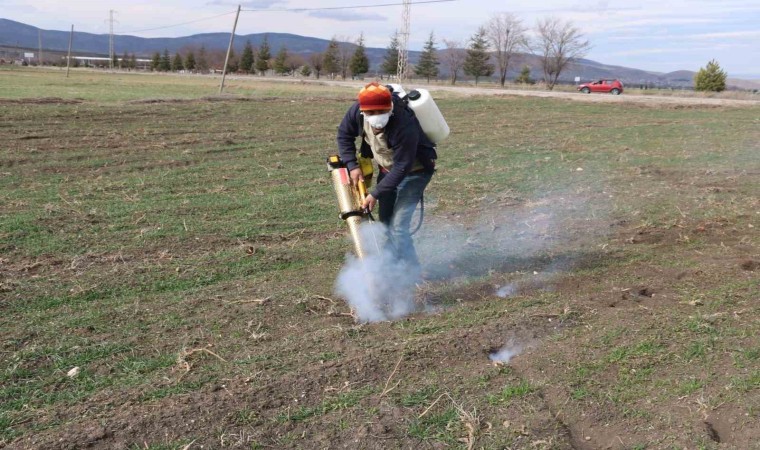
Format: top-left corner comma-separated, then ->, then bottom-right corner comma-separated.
175,346 -> 228,381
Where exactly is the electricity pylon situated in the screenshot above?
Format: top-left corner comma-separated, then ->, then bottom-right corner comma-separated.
396,0 -> 411,81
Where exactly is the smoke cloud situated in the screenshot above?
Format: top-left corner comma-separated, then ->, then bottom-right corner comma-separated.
417,191 -> 610,299
417,196 -> 583,279
334,190 -> 610,322
489,343 -> 523,364
334,222 -> 420,323
495,283 -> 518,298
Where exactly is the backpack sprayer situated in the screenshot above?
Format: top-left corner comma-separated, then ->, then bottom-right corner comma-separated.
388,85 -> 450,144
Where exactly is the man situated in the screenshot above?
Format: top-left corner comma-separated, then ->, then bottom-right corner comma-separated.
337,82 -> 437,269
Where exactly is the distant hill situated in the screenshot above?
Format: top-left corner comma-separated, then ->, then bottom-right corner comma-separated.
0,18 -> 331,56
1,17 -> 756,90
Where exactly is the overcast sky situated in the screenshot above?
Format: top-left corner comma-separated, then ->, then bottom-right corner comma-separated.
2,0 -> 759,77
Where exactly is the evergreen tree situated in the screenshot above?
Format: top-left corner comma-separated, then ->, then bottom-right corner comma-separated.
226,49 -> 239,73
172,52 -> 184,71
381,31 -> 400,77
415,31 -> 440,83
273,47 -> 289,75
196,46 -> 209,72
349,33 -> 370,78
255,36 -> 271,75
151,52 -> 161,71
185,51 -> 196,71
240,40 -> 255,74
694,59 -> 727,92
300,64 -> 312,77
322,38 -> 340,79
129,53 -> 137,70
120,51 -> 129,69
515,65 -> 534,84
159,49 -> 171,72
463,27 -> 494,85
111,52 -> 118,69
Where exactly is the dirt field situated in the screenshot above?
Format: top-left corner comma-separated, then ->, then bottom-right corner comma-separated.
1,68 -> 758,449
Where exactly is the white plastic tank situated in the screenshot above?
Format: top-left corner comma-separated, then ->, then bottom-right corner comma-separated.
406,89 -> 449,144
386,83 -> 407,99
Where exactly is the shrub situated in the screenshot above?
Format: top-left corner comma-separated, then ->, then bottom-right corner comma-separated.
694,59 -> 727,92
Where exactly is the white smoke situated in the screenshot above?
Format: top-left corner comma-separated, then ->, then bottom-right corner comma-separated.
489,343 -> 523,364
495,283 -> 518,298
334,222 -> 420,323
334,191 -> 610,322
415,193 -> 608,298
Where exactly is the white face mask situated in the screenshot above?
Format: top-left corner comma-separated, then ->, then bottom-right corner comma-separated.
365,112 -> 392,130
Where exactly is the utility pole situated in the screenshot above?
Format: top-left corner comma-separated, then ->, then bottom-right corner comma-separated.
109,10 -> 115,70
66,25 -> 74,78
219,4 -> 241,95
38,29 -> 43,66
397,0 -> 411,81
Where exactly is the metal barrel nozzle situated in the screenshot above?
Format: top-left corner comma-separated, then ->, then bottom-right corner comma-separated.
329,162 -> 368,259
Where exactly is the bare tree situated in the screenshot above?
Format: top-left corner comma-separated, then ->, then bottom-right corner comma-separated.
335,35 -> 354,79
286,54 -> 305,76
441,39 -> 466,85
534,17 -> 590,90
309,52 -> 324,79
486,12 -> 528,87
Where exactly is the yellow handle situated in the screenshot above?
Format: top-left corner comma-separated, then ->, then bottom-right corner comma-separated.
357,179 -> 368,202
358,157 -> 374,178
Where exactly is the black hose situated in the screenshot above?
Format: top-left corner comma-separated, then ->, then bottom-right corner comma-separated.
366,194 -> 424,235
410,194 -> 424,236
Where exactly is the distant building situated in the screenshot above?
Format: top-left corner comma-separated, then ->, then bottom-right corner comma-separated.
70,56 -> 151,69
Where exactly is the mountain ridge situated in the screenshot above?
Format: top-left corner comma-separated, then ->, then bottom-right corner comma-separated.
2,18 -> 757,89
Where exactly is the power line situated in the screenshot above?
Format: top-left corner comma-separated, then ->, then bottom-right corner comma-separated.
240,0 -> 457,13
118,11 -> 237,34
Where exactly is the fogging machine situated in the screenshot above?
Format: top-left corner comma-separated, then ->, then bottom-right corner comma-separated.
327,154 -> 374,259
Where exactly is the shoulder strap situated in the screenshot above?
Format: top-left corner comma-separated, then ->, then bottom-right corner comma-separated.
356,108 -> 366,140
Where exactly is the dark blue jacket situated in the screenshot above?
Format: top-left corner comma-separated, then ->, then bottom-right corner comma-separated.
337,95 -> 437,198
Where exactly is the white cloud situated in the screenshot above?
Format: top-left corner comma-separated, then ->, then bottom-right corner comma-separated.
206,0 -> 286,7
687,30 -> 760,40
307,9 -> 386,22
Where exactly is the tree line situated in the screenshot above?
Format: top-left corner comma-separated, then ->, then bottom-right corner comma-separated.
296,13 -> 593,90
113,13 -> 589,90
439,14 -> 592,90
207,14 -> 591,90
108,11 -> 729,93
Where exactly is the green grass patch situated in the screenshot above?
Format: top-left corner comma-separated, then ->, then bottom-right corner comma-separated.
407,407 -> 459,443
486,381 -> 536,405
277,387 -> 374,423
731,371 -> 760,392
677,378 -> 704,395
400,385 -> 440,407
606,340 -> 665,364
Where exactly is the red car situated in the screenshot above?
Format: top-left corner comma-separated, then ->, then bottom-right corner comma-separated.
577,79 -> 624,95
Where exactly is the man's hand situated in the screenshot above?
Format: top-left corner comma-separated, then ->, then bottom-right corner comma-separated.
362,194 -> 377,212
349,168 -> 364,186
